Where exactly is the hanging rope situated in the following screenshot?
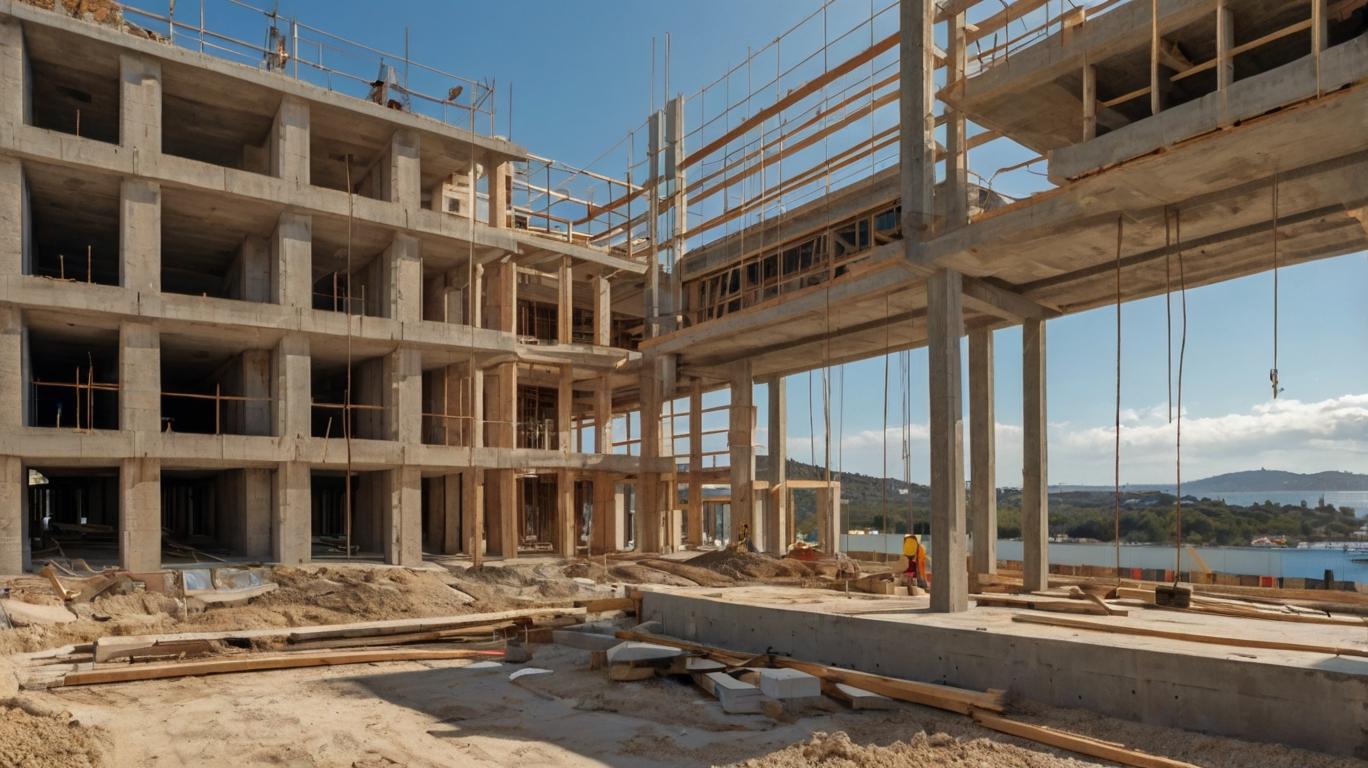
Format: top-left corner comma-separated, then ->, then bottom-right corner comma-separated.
1113,214 -> 1123,583
1165,206 -> 1172,423
881,293 -> 890,537
1270,175 -> 1281,399
1174,209 -> 1188,581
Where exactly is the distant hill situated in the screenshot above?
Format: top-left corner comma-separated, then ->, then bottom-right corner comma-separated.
1183,469 -> 1368,492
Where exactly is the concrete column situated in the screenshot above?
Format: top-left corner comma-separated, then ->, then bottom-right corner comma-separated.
273,334 -> 310,439
384,347 -> 421,443
557,258 -> 573,344
0,157 -> 25,276
385,466 -> 422,565
637,359 -> 663,553
460,468 -> 483,563
384,129 -> 421,210
383,234 -> 421,323
0,18 -> 29,130
271,213 -> 312,308
686,380 -> 703,546
592,473 -> 617,554
0,456 -> 24,575
240,349 -> 272,436
816,482 -> 842,554
232,236 -> 270,302
487,159 -> 509,228
221,468 -> 272,558
0,306 -> 24,431
898,0 -> 935,241
728,359 -> 756,544
969,328 -> 997,579
927,269 -> 967,613
273,462 -> 310,564
119,457 -> 160,572
119,322 -> 160,435
119,54 -> 160,154
441,473 -> 460,555
269,95 -> 309,185
1023,318 -> 1049,592
556,469 -> 575,558
764,376 -> 787,554
485,467 -> 516,558
119,179 -> 160,295
592,274 -> 611,346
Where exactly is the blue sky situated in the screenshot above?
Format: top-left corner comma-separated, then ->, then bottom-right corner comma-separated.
147,0 -> 1368,485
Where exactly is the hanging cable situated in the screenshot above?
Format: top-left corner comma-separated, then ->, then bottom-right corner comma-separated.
1113,214 -> 1123,583
1270,175 -> 1281,399
343,154 -> 355,562
1174,208 -> 1188,581
1165,206 -> 1172,423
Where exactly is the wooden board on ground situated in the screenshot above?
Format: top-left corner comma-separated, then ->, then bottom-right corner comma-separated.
972,710 -> 1200,768
61,648 -> 506,687
285,608 -> 585,643
973,594 -> 1126,616
573,597 -> 636,613
1012,613 -> 1368,658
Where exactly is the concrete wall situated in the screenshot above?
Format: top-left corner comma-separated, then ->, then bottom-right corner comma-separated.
642,591 -> 1368,758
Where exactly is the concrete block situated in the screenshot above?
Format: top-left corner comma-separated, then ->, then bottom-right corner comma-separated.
605,641 -> 682,665
705,672 -> 772,714
0,599 -> 75,626
757,668 -> 821,700
685,657 -> 726,673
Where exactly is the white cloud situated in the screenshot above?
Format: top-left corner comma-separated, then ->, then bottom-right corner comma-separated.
786,394 -> 1368,486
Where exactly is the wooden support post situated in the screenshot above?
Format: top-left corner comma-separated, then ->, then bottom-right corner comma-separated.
1312,0 -> 1327,93
557,364 -> 573,452
1150,0 -> 1162,116
928,269 -> 967,613
1022,318 -> 1049,592
687,379 -> 704,547
1082,65 -> 1097,141
557,469 -> 575,559
969,329 -> 997,578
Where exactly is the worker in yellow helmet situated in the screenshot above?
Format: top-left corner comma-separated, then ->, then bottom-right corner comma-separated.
902,534 -> 930,590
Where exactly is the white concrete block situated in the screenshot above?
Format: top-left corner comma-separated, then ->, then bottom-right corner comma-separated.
705,672 -> 772,714
832,682 -> 897,710
606,641 -> 683,664
758,668 -> 821,700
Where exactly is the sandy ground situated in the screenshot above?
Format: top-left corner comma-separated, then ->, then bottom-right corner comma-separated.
2,555 -> 1363,767
3,642 -> 1360,768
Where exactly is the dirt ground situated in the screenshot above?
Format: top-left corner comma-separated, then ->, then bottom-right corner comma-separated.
1,556 -> 1362,767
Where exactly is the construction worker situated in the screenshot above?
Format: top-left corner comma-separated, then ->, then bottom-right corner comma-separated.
902,534 -> 929,590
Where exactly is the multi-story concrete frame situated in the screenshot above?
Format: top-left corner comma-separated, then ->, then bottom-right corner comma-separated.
0,3 -> 657,574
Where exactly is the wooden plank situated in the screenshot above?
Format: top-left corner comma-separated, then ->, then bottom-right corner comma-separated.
1012,614 -> 1368,658
613,630 -> 1005,715
571,596 -> 634,613
972,711 -> 1201,768
285,624 -> 516,651
61,648 -> 505,687
974,594 -> 1126,616
286,608 -> 585,643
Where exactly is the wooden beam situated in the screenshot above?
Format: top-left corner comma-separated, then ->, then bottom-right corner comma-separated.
972,711 -> 1201,768
1012,613 -> 1368,657
61,648 -> 505,687
1082,64 -> 1097,141
965,0 -> 1050,45
1216,0 -> 1234,92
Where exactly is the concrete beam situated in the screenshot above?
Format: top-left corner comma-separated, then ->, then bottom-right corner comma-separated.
0,18 -> 27,130
927,269 -> 967,612
1022,317 -> 1049,592
968,328 -> 996,578
961,276 -> 1057,321
385,129 -> 421,211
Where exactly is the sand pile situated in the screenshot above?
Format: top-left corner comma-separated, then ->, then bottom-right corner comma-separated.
731,730 -> 1086,768
0,702 -> 108,768
684,549 -> 816,581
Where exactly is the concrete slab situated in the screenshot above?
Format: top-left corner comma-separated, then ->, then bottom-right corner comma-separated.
552,630 -> 620,652
830,683 -> 897,710
704,672 -> 773,714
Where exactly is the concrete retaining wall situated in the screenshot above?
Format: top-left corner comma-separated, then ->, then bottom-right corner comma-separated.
642,591 -> 1368,757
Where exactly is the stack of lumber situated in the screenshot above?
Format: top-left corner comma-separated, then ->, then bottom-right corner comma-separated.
18,607 -> 585,690
1114,586 -> 1367,626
